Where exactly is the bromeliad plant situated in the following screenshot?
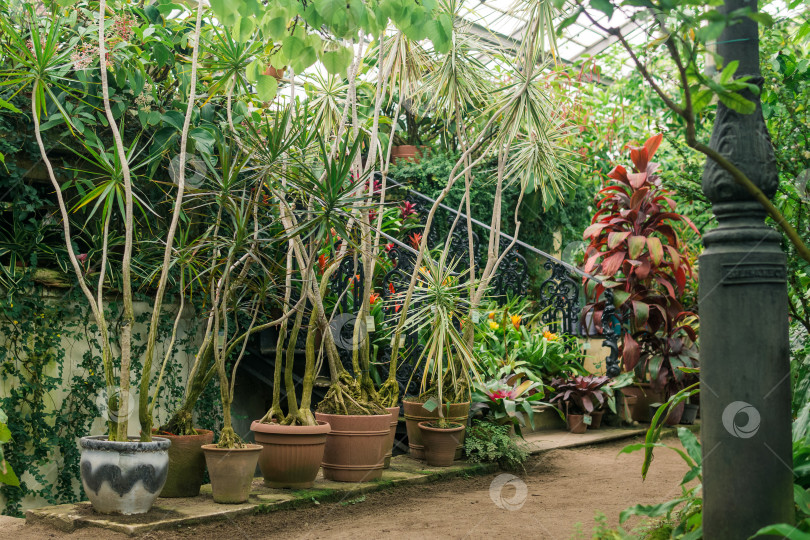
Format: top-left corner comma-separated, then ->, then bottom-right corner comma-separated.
582,134 -> 700,394
471,376 -> 546,435
549,375 -> 610,415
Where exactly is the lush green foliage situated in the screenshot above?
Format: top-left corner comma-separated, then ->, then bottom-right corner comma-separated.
464,419 -> 529,472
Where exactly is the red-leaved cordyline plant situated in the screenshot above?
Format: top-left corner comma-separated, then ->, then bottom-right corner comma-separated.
581,134 -> 700,394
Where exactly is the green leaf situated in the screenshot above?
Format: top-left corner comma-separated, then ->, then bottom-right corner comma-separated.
719,60 -> 738,84
0,461 -> 19,487
256,74 -> 278,101
235,16 -> 256,43
319,46 -> 352,76
210,0 -> 239,26
0,423 -> 11,443
628,235 -> 646,259
752,524 -> 810,539
425,13 -> 453,54
589,0 -> 614,18
691,88 -> 713,112
677,427 -> 701,466
718,91 -> 755,114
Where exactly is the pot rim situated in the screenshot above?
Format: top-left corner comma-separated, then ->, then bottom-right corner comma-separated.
403,398 -> 470,405
417,420 -> 465,433
79,435 -> 170,452
313,412 -> 392,419
151,428 -> 214,438
250,420 -> 331,434
201,443 -> 263,452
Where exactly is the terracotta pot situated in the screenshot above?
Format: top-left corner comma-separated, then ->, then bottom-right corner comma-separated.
620,383 -> 664,422
589,410 -> 605,429
264,65 -> 286,80
391,145 -> 428,164
403,400 -> 469,460
157,429 -> 213,498
383,407 -> 400,469
418,421 -> 465,467
649,401 -> 685,426
250,420 -> 330,489
314,412 -> 390,483
202,444 -> 262,503
528,404 -> 565,432
567,414 -> 588,434
79,436 -> 170,515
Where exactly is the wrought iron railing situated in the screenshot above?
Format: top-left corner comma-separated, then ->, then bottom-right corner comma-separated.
325,180 -> 622,397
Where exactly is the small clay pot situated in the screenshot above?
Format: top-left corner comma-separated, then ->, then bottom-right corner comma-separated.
403,400 -> 469,460
383,407 -> 400,469
567,414 -> 587,434
314,412 -> 390,483
589,410 -> 605,430
418,421 -> 465,467
157,429 -> 213,498
250,420 -> 330,489
680,403 -> 699,425
202,444 -> 262,503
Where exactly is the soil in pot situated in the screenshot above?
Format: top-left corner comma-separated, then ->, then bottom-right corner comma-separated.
314,412 -> 390,482
418,421 -> 465,467
202,444 -> 262,503
403,400 -> 469,460
80,436 -> 170,515
156,429 -> 213,498
250,420 -> 330,489
383,407 -> 400,469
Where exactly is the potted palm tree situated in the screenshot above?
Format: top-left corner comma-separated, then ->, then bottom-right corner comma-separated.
10,0 -> 204,514
395,250 -> 481,467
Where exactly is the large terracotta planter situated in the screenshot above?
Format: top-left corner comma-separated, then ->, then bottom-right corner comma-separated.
391,145 -> 428,164
250,420 -> 330,489
589,410 -> 605,429
650,401 -> 685,426
202,444 -> 262,503
156,429 -> 213,498
403,400 -> 469,460
418,421 -> 465,467
314,412 -> 389,483
383,407 -> 400,469
79,436 -> 170,515
526,404 -> 565,432
620,383 -> 664,423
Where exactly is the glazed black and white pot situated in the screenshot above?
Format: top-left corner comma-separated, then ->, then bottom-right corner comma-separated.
79,436 -> 171,515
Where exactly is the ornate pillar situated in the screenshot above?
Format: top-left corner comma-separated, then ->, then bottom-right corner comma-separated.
700,0 -> 794,537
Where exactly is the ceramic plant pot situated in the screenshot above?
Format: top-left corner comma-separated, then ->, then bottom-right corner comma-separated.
383,406 -> 400,469
403,400 -> 469,460
680,403 -> 699,425
417,421 -> 465,467
250,420 -> 330,489
202,444 -> 262,503
566,414 -> 588,434
589,410 -> 605,429
156,429 -> 213,498
314,412 -> 390,483
79,436 -> 170,515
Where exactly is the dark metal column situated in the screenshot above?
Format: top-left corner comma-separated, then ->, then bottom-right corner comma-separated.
700,0 -> 794,537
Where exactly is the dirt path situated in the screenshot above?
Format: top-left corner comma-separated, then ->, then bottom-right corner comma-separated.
18,435 -> 689,540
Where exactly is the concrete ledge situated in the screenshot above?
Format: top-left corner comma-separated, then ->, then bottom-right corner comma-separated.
25,423 -> 698,536
25,456 -> 496,536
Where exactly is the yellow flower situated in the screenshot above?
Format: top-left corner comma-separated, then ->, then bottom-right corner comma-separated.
543,330 -> 558,341
489,321 -> 500,330
511,315 -> 521,329
12,320 -> 18,325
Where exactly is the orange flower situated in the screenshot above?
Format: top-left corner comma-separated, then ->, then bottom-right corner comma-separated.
511,315 -> 521,329
488,312 -> 496,320
318,254 -> 327,273
369,292 -> 380,305
543,330 -> 558,341
389,282 -> 396,294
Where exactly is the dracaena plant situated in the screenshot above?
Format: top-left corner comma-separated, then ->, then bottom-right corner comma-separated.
581,133 -> 700,393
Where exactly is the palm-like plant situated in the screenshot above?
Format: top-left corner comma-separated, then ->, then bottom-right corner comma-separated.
398,250 -> 481,424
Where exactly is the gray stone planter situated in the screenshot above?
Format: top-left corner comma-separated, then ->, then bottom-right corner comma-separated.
79,436 -> 170,515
